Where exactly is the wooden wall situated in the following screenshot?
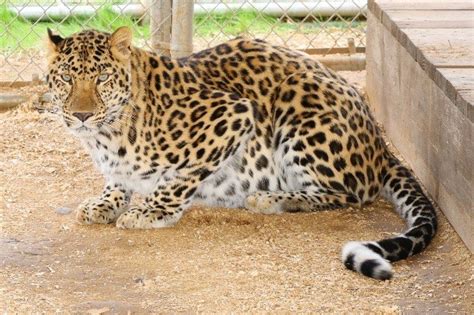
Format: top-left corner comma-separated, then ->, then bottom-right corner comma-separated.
366,0 -> 473,251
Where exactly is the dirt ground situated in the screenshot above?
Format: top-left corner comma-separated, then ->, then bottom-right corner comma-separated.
0,72 -> 472,314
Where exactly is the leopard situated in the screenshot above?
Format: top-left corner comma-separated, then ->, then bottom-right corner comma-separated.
46,26 -> 437,280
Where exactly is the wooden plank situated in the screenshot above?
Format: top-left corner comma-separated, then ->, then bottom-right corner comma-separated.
312,54 -> 366,71
150,0 -> 172,56
0,93 -> 27,112
376,0 -> 474,11
369,2 -> 474,118
438,68 -> 474,95
0,80 -> 44,88
171,0 -> 194,57
403,28 -> 474,68
437,68 -> 474,119
366,11 -> 385,116
302,46 -> 365,55
367,2 -> 474,251
397,28 -> 474,115
367,0 -> 383,20
465,91 -> 474,122
432,84 -> 473,251
386,10 -> 474,28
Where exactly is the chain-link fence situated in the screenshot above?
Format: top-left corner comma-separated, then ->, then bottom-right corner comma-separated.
0,0 -> 367,84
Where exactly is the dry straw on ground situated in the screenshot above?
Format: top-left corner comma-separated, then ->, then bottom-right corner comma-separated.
0,72 -> 472,313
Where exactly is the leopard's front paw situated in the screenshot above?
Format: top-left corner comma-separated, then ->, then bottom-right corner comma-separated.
245,192 -> 283,214
75,198 -> 121,225
116,206 -> 180,229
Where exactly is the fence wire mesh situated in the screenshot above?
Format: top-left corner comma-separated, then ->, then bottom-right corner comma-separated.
0,0 -> 367,84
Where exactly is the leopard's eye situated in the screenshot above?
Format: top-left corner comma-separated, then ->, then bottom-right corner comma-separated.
61,74 -> 72,82
97,73 -> 109,82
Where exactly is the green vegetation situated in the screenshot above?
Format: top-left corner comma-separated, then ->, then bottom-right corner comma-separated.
0,5 -> 148,50
194,10 -> 280,36
194,11 -> 364,37
0,5 -> 365,51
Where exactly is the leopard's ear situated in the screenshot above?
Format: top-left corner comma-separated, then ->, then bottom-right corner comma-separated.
46,28 -> 63,57
110,26 -> 133,60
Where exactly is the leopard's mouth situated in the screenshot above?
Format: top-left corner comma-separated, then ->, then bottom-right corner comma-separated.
76,125 -> 91,132
70,124 -> 98,137
63,117 -> 99,136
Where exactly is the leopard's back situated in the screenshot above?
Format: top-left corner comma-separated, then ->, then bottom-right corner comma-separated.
187,38 -> 383,207
184,38 -> 349,104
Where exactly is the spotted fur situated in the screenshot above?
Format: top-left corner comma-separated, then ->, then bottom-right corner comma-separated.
46,27 -> 437,280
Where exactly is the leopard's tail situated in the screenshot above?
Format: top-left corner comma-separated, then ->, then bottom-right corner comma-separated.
341,157 -> 437,280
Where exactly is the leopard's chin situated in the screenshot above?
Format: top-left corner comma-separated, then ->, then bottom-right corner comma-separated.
70,125 -> 99,137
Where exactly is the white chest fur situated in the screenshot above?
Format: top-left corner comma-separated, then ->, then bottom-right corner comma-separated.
78,133 -> 273,208
80,136 -> 176,195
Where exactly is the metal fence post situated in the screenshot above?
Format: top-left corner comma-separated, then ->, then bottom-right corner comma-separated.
171,0 -> 194,58
150,0 -> 172,56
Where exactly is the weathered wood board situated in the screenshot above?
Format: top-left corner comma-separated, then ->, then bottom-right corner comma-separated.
403,28 -> 474,67
376,1 -> 474,11
367,0 -> 474,251
437,68 -> 474,119
387,10 -> 474,29
369,0 -> 474,18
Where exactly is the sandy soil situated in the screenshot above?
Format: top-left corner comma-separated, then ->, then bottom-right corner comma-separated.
0,72 -> 472,314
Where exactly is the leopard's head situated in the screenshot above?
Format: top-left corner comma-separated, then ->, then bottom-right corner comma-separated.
46,27 -> 133,136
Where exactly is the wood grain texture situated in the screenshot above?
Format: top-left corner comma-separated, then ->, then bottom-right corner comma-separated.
367,1 -> 474,251
403,28 -> 474,67
387,10 -> 474,29
376,0 -> 474,11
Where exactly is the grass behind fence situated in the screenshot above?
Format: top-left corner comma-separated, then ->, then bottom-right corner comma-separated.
0,5 -> 147,50
0,5 -> 365,51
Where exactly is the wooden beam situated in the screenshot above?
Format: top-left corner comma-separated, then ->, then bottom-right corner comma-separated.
0,93 -> 27,112
150,0 -> 172,56
171,0 -> 194,58
374,0 -> 474,11
302,46 -> 365,55
314,54 -> 366,71
386,10 -> 474,29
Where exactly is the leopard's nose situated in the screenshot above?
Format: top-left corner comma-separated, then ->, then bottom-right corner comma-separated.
72,112 -> 94,122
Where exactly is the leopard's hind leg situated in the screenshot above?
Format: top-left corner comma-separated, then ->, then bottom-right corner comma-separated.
245,189 -> 356,214
246,72 -> 370,214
